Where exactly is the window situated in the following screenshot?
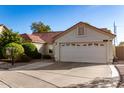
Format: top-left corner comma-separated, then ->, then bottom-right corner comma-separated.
103,40 -> 108,42
71,43 -> 76,46
49,49 -> 53,53
88,43 -> 92,46
77,44 -> 80,46
60,43 -> 65,46
94,43 -> 99,46
100,44 -> 104,46
78,27 -> 84,35
66,43 -> 70,46
83,44 -> 87,46
61,44 -> 65,46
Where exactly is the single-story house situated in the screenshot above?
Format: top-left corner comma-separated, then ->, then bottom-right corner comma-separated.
21,22 -> 116,63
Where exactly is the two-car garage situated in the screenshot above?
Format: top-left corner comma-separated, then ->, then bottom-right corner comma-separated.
59,42 -> 107,63
53,22 -> 115,64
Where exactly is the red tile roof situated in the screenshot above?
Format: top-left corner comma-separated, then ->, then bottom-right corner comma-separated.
20,34 -> 45,43
21,31 -> 62,43
32,31 -> 62,43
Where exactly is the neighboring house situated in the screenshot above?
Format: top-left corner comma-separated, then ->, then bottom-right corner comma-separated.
21,22 -> 116,63
0,24 -> 8,34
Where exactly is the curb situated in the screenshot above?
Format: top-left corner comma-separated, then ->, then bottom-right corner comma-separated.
109,65 -> 121,87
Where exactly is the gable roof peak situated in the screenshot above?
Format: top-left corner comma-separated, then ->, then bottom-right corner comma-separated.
53,21 -> 115,41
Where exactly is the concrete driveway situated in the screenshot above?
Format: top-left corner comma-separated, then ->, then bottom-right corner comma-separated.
0,60 -> 112,88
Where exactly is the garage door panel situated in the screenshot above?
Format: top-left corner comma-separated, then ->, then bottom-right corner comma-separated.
59,42 -> 106,63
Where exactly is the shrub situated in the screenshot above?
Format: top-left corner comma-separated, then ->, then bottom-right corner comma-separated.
17,54 -> 31,62
35,53 -> 42,59
22,43 -> 40,59
42,55 -> 51,59
2,42 -> 24,60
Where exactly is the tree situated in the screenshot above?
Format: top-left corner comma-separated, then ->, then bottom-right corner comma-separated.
31,21 -> 51,33
0,29 -> 23,47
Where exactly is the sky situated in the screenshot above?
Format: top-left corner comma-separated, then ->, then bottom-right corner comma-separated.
0,5 -> 124,44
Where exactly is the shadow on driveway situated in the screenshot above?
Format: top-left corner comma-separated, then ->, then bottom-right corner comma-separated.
34,62 -> 105,70
0,60 -> 107,71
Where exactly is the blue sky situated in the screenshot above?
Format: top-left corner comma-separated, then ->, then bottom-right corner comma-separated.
0,5 -> 124,44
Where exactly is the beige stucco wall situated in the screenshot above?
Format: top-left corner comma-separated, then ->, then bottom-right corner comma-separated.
33,42 -> 54,56
54,26 -> 114,63
32,43 -> 44,54
106,41 -> 114,63
55,27 -> 113,42
45,44 -> 54,56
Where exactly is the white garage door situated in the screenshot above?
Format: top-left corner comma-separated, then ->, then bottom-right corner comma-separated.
59,42 -> 107,63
